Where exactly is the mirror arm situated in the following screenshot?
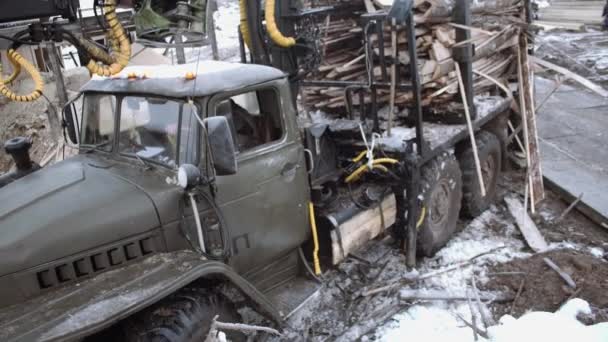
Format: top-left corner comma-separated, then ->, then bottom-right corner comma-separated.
188,192 -> 207,254
62,93 -> 83,145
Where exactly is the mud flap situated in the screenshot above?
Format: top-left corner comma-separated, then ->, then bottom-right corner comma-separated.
328,195 -> 396,265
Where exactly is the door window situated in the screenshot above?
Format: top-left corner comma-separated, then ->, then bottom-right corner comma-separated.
214,88 -> 283,153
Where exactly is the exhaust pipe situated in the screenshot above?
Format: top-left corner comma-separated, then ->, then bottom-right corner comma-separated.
0,137 -> 41,188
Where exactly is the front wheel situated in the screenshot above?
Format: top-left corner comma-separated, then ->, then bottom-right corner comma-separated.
124,286 -> 245,342
417,152 -> 463,257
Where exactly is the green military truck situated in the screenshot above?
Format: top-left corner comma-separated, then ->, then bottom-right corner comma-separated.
0,0 -> 519,340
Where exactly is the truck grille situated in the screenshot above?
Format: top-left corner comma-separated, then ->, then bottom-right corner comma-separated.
35,236 -> 156,289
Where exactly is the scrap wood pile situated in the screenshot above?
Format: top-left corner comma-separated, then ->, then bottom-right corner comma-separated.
302,0 -> 525,114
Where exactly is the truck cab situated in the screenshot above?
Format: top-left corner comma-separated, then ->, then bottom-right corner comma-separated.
0,61 -> 316,341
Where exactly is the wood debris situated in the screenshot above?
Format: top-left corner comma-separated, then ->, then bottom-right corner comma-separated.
302,0 -> 523,114
543,257 -> 577,289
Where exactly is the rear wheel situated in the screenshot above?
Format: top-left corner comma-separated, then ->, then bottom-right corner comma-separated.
458,131 -> 502,217
417,152 -> 463,257
124,286 -> 245,342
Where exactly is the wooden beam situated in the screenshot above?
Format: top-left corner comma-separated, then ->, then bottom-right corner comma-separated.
531,56 -> 608,98
505,196 -> 549,252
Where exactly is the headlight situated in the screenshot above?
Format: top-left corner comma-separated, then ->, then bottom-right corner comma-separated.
177,164 -> 201,189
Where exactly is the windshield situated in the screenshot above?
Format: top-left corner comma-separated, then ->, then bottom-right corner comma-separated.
81,94 -> 116,152
81,94 -> 199,168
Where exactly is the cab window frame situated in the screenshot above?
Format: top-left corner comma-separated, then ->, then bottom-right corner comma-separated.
207,84 -> 287,160
78,91 -> 201,168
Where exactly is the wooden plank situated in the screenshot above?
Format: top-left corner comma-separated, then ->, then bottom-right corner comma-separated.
519,35 -> 545,209
364,0 -> 377,13
504,196 -> 549,252
531,56 -> 608,98
330,196 -> 396,265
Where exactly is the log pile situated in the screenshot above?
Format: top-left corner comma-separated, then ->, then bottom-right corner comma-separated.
302,0 -> 524,114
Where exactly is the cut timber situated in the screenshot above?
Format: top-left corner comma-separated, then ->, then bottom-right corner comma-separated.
504,196 -> 549,252
330,196 -> 396,265
543,257 -> 576,289
531,56 -> 608,98
399,289 -> 514,302
431,41 -> 452,62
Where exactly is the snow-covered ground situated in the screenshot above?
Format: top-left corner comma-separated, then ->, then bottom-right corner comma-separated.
373,206 -> 608,341
378,298 -> 608,342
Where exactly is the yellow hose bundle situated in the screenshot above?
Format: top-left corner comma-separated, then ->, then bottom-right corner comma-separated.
0,49 -> 44,102
86,0 -> 131,76
239,0 -> 252,48
1,53 -> 21,85
265,0 -> 296,48
345,157 -> 399,183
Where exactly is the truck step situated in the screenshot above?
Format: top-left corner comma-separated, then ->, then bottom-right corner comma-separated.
264,275 -> 321,319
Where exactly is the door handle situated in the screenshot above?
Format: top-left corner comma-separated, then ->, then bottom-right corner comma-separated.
281,162 -> 299,181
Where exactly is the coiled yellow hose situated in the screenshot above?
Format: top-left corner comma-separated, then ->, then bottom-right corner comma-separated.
0,49 -> 44,102
239,0 -> 252,48
1,53 -> 21,85
265,0 -> 296,48
86,0 -> 131,76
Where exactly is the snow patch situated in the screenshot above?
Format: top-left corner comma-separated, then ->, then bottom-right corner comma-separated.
379,299 -> 608,342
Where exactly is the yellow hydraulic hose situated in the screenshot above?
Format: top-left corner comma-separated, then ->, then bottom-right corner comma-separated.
1,53 -> 21,85
239,0 -> 252,48
308,202 -> 322,275
265,0 -> 296,48
373,158 -> 399,166
352,150 -> 367,163
345,158 -> 398,183
345,163 -> 390,183
0,49 -> 44,102
416,206 -> 426,229
86,0 -> 131,76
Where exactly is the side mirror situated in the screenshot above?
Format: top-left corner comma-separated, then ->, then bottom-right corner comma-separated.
204,116 -> 237,176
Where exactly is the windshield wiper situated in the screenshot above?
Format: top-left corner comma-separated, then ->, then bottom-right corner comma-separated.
132,152 -> 155,170
82,141 -> 111,154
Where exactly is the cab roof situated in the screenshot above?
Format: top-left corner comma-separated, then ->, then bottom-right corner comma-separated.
80,61 -> 286,98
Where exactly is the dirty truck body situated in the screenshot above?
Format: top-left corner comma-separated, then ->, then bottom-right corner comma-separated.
0,61 -> 509,340
0,2 -> 515,342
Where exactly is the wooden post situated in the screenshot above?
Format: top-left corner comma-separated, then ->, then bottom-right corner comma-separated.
517,30 -> 544,212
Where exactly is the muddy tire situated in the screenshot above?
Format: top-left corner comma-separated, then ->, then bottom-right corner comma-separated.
124,286 -> 245,342
458,131 -> 502,217
417,152 -> 463,257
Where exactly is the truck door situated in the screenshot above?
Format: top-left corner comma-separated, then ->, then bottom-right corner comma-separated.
208,80 -> 310,273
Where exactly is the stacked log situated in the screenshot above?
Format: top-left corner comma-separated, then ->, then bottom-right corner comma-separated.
302,0 -> 523,114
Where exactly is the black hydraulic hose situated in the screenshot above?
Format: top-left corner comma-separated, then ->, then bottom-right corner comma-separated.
198,190 -> 231,260
93,0 -> 107,31
0,34 -> 38,46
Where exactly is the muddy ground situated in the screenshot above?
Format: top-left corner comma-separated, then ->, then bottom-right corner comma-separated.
484,249 -> 608,322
